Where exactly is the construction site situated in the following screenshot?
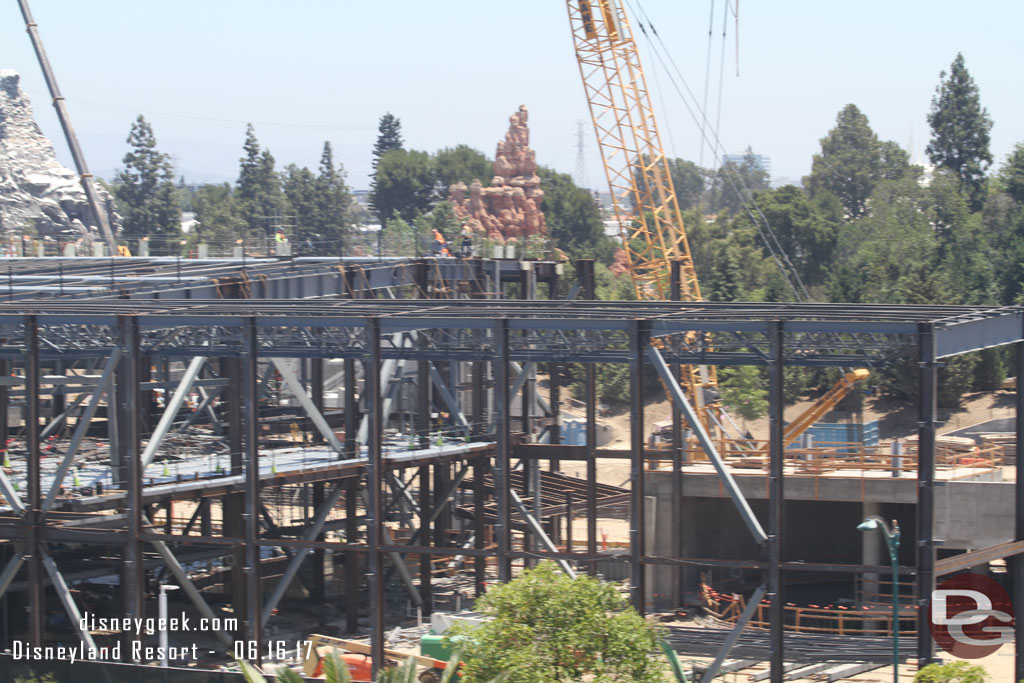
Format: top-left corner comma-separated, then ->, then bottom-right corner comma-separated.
1,2 -> 1023,683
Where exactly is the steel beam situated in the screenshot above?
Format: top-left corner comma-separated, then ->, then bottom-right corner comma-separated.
272,358 -> 343,452
630,320 -> 648,613
366,317 -> 385,680
0,552 -> 25,602
119,315 -> 145,658
647,346 -> 768,544
700,584 -> 768,683
508,484 -> 576,578
1017,338 -> 1024,683
260,482 -> 346,626
494,319 -> 512,582
916,323 -> 937,667
768,320 -> 785,683
141,355 -> 206,467
428,363 -> 470,432
25,315 -> 43,646
41,554 -> 97,651
43,347 -> 121,512
242,318 -> 262,654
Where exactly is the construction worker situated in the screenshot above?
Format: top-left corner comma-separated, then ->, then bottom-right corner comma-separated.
431,228 -> 446,256
459,221 -> 473,258
275,229 -> 287,245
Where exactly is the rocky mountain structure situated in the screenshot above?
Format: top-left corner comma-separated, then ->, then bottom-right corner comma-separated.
0,69 -> 118,245
449,105 -> 547,242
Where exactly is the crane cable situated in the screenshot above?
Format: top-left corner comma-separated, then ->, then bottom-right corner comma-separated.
626,0 -> 810,302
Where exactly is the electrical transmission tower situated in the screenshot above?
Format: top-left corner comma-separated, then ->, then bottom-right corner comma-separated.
574,119 -> 589,189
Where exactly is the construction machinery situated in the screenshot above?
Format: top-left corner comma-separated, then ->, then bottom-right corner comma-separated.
302,634 -> 452,682
566,0 -> 866,441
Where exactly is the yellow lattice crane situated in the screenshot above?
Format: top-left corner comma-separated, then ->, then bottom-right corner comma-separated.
566,0 -> 867,442
567,0 -> 717,432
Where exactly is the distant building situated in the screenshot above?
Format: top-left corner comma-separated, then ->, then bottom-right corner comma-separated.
722,153 -> 771,176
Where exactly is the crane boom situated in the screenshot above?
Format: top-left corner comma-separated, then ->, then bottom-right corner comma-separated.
567,0 -> 716,432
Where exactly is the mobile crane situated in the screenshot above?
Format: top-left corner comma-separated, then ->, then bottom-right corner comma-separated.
566,0 -> 866,442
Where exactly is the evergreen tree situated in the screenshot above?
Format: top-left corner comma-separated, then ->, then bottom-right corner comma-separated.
998,142 -> 1024,204
927,53 -> 993,211
434,144 -> 492,192
712,147 -> 770,215
282,164 -> 318,248
806,105 -> 912,220
537,166 -> 616,262
370,148 -> 436,227
114,115 -> 181,249
371,112 -> 403,168
236,124 -> 288,237
315,141 -> 353,243
191,183 -> 246,246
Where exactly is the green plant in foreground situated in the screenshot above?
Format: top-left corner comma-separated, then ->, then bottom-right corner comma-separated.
914,660 -> 989,683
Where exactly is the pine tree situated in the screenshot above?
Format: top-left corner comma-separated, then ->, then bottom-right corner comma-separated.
235,124 -> 288,237
315,141 -> 353,243
114,115 -> 181,250
371,113 -> 403,168
926,53 -> 993,211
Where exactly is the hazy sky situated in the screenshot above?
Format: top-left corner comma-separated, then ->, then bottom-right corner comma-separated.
3,1 -> 1022,191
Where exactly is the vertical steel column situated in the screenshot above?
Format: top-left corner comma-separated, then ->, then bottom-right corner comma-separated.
520,264 -> 536,437
419,464 -> 433,613
494,319 -> 512,582
345,479 -> 359,633
344,358 -> 357,461
365,317 -> 385,679
630,320 -> 650,614
1015,339 -> 1024,683
222,356 -> 246,632
118,315 -> 144,658
548,270 -> 561,469
311,355 -> 324,445
473,459 -> 486,596
0,359 -> 7,468
670,260 -> 685,605
242,318 -> 262,656
578,259 -> 598,577
768,320 -> 786,683
916,323 -> 938,667
24,315 -> 43,646
312,482 -> 326,601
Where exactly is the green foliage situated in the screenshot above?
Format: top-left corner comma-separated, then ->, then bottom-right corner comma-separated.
446,561 -> 667,683
927,53 -> 993,211
237,658 -> 266,682
316,141 -> 355,243
375,656 -> 418,683
666,157 -> 705,211
274,665 -> 306,683
999,142 -> 1024,204
435,145 -> 492,191
236,124 -> 289,236
321,648 -> 354,683
192,182 -> 247,245
710,147 -> 770,215
14,672 -> 56,683
114,114 -> 182,249
373,112 -> 404,168
538,166 -> 615,262
719,366 -> 769,422
913,660 -> 989,682
371,149 -> 437,226
806,104 -> 913,220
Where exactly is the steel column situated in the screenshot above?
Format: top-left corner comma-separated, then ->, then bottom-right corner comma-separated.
345,479 -> 359,632
579,260 -> 598,577
118,315 -> 144,658
242,318 -> 262,655
24,315 -> 42,646
365,317 -> 385,679
916,323 -> 937,667
1016,339 -> 1024,682
494,319 -> 512,582
630,319 -> 649,613
670,260 -> 685,605
419,464 -> 433,613
768,320 -> 786,683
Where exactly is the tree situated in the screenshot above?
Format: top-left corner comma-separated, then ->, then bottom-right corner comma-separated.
997,142 -> 1024,204
666,158 -> 705,211
434,145 -> 492,193
446,561 -> 667,683
191,183 -> 247,247
370,149 -> 436,226
236,124 -> 289,237
927,53 -> 993,210
719,366 -> 769,423
114,115 -> 181,249
315,141 -> 354,243
711,147 -> 770,215
372,112 -> 404,169
537,166 -> 615,262
913,660 -> 989,682
282,164 -> 319,247
806,105 -> 912,220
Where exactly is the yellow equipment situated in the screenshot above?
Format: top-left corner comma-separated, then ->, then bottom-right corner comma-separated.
567,0 -> 867,441
567,0 -> 716,432
782,369 -> 870,447
117,245 -> 132,257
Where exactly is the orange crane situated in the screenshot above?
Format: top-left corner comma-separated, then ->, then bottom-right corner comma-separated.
566,0 -> 866,441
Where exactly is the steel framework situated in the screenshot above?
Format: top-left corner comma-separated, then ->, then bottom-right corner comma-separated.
0,257 -> 1021,682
